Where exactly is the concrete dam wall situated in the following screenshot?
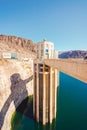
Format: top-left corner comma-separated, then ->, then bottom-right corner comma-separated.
0,59 -> 33,130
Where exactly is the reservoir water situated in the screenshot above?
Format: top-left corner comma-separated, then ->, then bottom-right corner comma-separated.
11,72 -> 87,130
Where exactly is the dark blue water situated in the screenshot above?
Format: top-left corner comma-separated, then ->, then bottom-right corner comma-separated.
11,72 -> 87,130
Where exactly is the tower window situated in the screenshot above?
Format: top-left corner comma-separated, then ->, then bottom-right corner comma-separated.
45,49 -> 49,53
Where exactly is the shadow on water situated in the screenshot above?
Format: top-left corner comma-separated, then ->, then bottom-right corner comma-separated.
11,98 -> 57,130
0,73 -> 33,129
16,96 -> 33,119
11,87 -> 59,130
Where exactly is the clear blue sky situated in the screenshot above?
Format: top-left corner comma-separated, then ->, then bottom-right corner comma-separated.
0,0 -> 87,51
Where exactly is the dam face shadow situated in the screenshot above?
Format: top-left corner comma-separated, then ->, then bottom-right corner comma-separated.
0,73 -> 33,129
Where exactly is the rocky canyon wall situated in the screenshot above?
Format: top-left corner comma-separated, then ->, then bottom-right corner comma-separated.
0,35 -> 36,130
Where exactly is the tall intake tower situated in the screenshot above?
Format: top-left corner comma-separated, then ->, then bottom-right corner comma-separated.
33,61 -> 58,124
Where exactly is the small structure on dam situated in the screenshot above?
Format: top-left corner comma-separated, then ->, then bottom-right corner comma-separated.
33,39 -> 58,124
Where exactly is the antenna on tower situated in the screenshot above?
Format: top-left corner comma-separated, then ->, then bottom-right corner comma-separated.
43,38 -> 46,42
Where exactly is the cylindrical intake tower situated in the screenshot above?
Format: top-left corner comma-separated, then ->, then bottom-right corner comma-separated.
33,61 -> 58,124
